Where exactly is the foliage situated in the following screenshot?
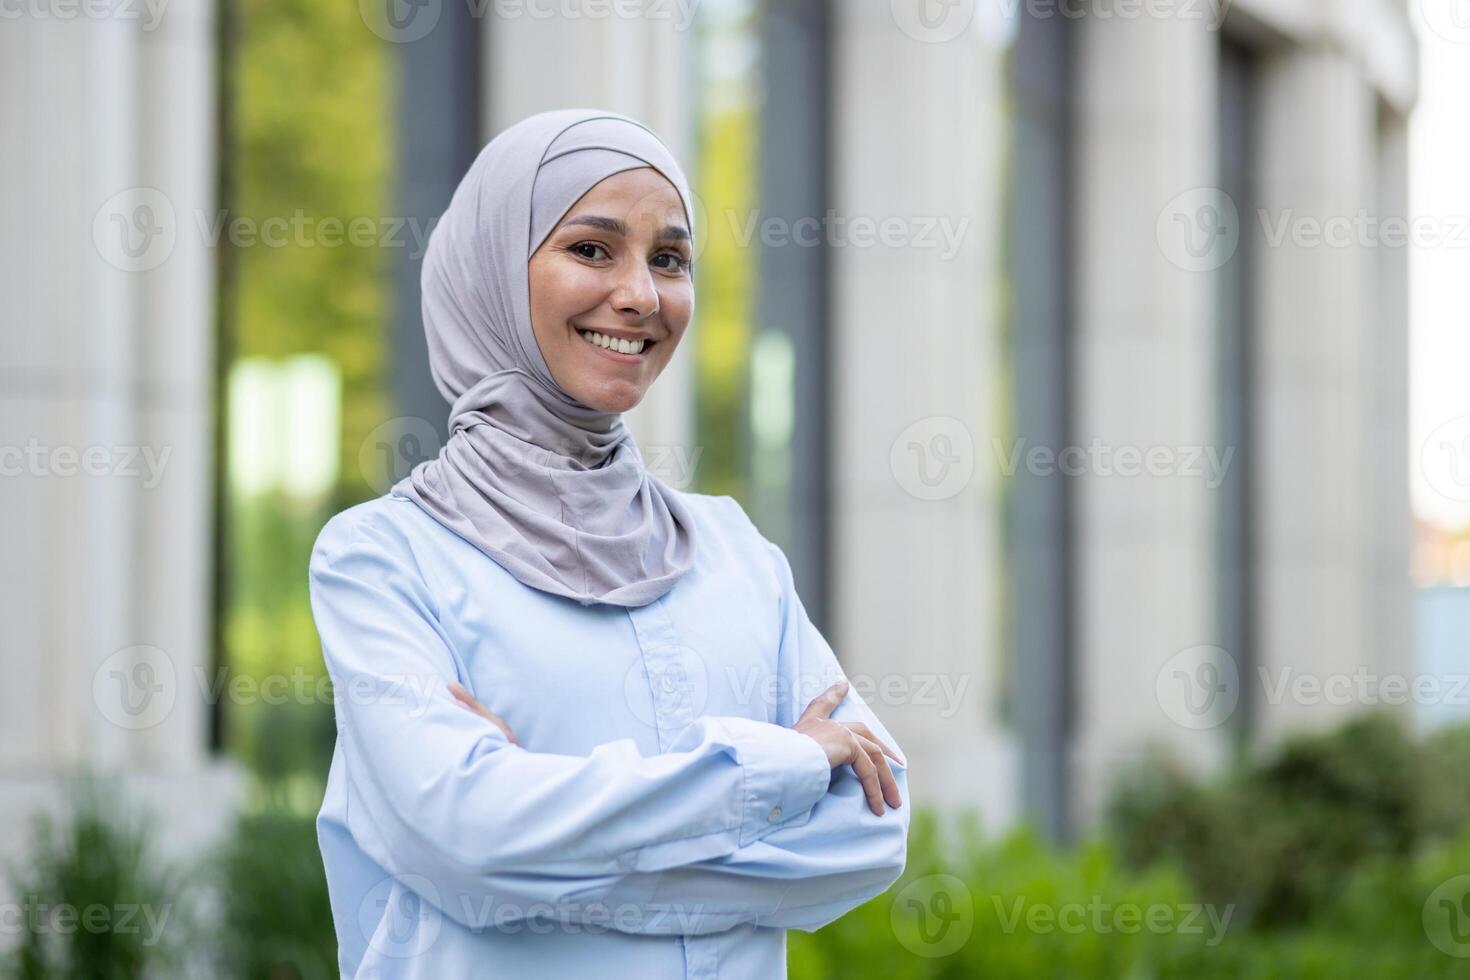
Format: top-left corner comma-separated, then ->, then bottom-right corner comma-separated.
691,5 -> 760,503
3,778 -> 183,980
1107,714 -> 1470,929
206,809 -> 338,980
224,0 -> 389,779
12,772 -> 1470,978
791,805 -> 1470,979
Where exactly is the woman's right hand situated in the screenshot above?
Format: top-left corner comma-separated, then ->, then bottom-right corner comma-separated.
793,680 -> 905,816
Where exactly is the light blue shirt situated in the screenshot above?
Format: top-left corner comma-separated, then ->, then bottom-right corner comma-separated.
308,491 -> 911,979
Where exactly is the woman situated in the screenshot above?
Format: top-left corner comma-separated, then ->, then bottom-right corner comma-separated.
308,108 -> 910,979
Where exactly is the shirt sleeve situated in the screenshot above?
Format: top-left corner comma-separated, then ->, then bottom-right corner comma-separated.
548,535 -> 912,935
307,509 -> 834,932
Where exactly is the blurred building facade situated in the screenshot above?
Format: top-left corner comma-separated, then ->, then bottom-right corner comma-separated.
0,0 -> 238,892
0,0 -> 1420,894
417,0 -> 1418,836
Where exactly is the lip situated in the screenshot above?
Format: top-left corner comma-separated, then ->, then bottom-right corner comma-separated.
573,325 -> 655,363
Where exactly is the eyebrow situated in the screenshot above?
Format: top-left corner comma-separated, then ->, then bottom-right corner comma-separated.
560,214 -> 690,242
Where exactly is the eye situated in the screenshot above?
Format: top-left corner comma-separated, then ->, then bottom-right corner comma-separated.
571,241 -> 610,261
653,251 -> 691,274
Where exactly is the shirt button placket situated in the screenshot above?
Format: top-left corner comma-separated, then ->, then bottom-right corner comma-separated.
625,599 -> 696,752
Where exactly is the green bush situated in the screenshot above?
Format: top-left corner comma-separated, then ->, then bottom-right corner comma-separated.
1107,714 -> 1470,928
206,808 -> 338,980
3,778 -> 183,980
791,806 -> 1470,979
15,717 -> 1470,978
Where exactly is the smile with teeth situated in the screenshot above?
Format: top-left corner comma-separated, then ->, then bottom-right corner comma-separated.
577,329 -> 648,355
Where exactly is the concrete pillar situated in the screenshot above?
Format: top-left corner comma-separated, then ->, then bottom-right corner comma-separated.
828,3 -> 1015,822
1367,106 -> 1414,685
1070,12 -> 1224,819
1251,48 -> 1378,741
0,0 -> 237,886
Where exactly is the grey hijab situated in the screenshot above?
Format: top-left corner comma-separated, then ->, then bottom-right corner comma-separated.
390,108 -> 698,607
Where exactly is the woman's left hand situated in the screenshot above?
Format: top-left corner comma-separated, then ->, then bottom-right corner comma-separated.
448,681 -> 521,746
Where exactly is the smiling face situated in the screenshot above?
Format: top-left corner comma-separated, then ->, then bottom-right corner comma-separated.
528,167 -> 694,415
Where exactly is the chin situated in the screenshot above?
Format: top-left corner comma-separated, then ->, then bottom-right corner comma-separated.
577,382 -> 646,414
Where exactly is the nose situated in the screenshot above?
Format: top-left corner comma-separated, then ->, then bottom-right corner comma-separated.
609,258 -> 659,320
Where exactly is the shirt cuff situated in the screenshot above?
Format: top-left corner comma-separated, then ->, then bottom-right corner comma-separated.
712,716 -> 833,847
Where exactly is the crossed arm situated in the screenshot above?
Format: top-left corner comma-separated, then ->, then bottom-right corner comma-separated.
307,512 -> 911,937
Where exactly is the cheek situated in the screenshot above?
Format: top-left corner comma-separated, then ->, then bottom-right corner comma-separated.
659,281 -> 695,338
536,262 -> 603,326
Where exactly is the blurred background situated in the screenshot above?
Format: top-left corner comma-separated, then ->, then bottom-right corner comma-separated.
4,0 -> 1470,975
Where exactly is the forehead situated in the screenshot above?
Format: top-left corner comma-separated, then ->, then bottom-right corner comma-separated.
564,168 -> 687,225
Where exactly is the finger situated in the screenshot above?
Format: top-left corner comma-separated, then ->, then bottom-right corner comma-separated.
848,736 -> 886,816
798,680 -> 849,723
856,733 -> 902,809
843,721 -> 906,766
448,682 -> 520,745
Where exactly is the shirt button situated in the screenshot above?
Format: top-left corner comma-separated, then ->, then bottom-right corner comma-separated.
767,805 -> 782,822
